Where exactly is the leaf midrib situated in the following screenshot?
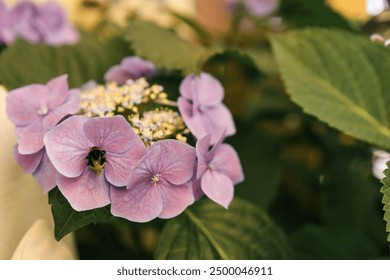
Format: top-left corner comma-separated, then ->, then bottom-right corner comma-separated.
185,209 -> 230,260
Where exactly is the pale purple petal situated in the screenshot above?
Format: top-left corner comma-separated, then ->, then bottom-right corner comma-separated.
44,116 -> 91,178
127,146 -> 160,189
42,88 -> 80,130
179,74 -> 196,101
244,0 -> 279,17
104,135 -> 147,187
57,167 -> 111,211
13,145 -> 43,173
201,104 -> 236,144
212,144 -> 244,184
195,72 -> 224,106
33,151 -> 57,193
0,1 -> 15,44
195,134 -> 212,180
192,178 -> 204,200
178,96 -> 208,138
201,170 -> 234,209
111,183 -> 163,222
83,115 -> 134,153
158,181 -> 195,219
9,1 -> 41,43
15,120 -> 45,154
151,140 -> 196,185
6,84 -> 48,126
35,2 -> 79,45
46,74 -> 69,107
105,56 -> 156,84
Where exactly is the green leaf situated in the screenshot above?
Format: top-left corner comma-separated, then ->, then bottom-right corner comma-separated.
0,34 -> 129,89
155,198 -> 293,259
271,28 -> 390,150
227,123 -> 282,209
279,0 -> 354,30
48,187 -> 112,241
124,20 -> 204,74
381,161 -> 390,241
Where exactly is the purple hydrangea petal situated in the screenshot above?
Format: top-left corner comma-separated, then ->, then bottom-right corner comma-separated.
44,116 -> 91,178
33,150 -> 57,193
151,140 -> 196,186
9,1 -> 41,43
6,84 -> 48,126
212,144 -> 244,184
15,119 -> 45,154
104,136 -> 147,187
34,1 -> 79,45
83,115 -> 134,154
0,0 -> 14,44
179,72 -> 224,107
111,183 -> 163,223
201,170 -> 234,209
158,180 -> 195,219
57,167 -> 111,211
244,0 -> 279,17
104,56 -> 156,84
42,88 -> 80,130
195,134 -> 212,180
192,178 -> 204,201
13,145 -> 43,173
201,104 -> 236,143
46,74 -> 69,107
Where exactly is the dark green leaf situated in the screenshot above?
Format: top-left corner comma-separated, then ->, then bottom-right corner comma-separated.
279,0 -> 354,30
155,198 -> 292,259
271,28 -> 390,149
0,34 -> 130,89
48,187 -> 112,241
124,20 -> 204,73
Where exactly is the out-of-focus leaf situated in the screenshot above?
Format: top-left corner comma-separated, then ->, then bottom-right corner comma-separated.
155,198 -> 292,260
279,0 -> 354,30
48,187 -> 111,241
124,20 -> 204,74
0,35 -> 129,89
227,123 -> 282,209
271,28 -> 390,150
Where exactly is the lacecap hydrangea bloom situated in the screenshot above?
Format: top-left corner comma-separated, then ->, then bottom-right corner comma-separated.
0,0 -> 79,45
6,63 -> 244,223
6,75 -> 79,192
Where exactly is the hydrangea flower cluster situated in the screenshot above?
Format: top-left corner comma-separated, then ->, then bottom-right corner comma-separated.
0,0 -> 79,45
6,57 -> 244,223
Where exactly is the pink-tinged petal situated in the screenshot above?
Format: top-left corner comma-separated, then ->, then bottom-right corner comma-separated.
212,144 -> 244,184
195,72 -> 224,106
83,115 -> 133,153
104,135 -> 147,186
179,74 -> 196,101
244,0 -> 279,17
127,146 -> 160,189
192,178 -> 204,201
57,167 -> 111,211
121,56 -> 156,78
201,170 -> 234,209
42,88 -> 80,130
202,104 -> 236,144
46,74 -> 69,107
159,180 -> 195,218
13,145 -> 43,173
104,65 -> 130,84
152,140 -> 196,185
44,116 -> 91,178
6,84 -> 47,126
15,120 -> 45,154
111,183 -> 163,222
195,134 -> 212,180
33,151 -> 57,193
178,97 -> 208,139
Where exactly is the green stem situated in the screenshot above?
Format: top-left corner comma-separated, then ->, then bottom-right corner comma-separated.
184,209 -> 229,260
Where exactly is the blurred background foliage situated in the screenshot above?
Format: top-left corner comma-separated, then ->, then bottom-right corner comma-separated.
4,0 -> 390,259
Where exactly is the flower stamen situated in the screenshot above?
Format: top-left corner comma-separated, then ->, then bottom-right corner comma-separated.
86,146 -> 106,176
151,173 -> 161,186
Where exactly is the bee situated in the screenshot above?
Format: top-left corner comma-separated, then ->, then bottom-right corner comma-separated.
86,146 -> 106,176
